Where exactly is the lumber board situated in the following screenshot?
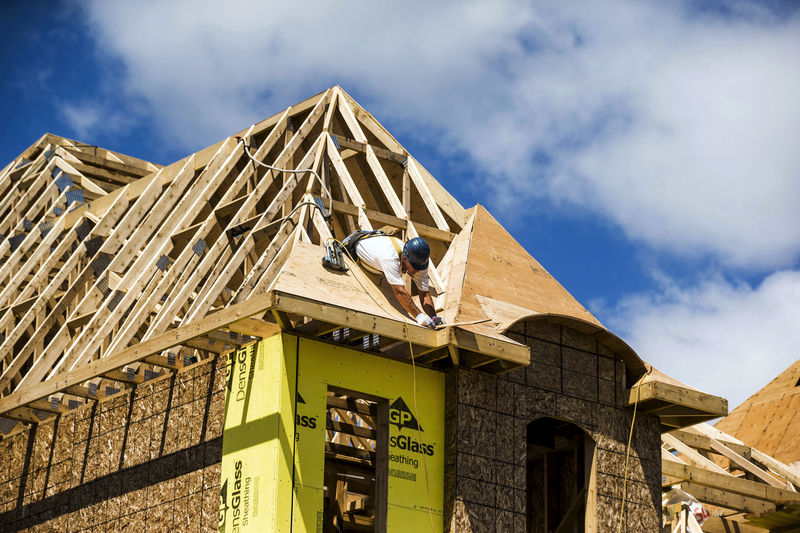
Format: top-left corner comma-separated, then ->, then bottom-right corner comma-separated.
626,380 -> 728,419
62,147 -> 156,177
662,433 -> 729,474
0,292 -> 274,415
57,156 -> 138,186
0,197 -> 132,391
338,96 -> 410,222
327,419 -> 377,440
406,158 -> 449,231
330,200 -> 454,242
226,317 -> 280,338
231,215 -> 298,303
0,287 -> 529,417
706,436 -> 786,488
669,428 -> 751,457
661,461 -> 800,504
58,136 -> 246,373
327,396 -> 378,417
326,441 -> 375,462
749,448 -> 800,489
678,482 -> 777,514
0,212 -> 68,305
411,158 -> 466,229
326,134 -> 372,230
9,166 -> 178,388
177,139 -> 326,329
332,135 -> 406,164
138,126 -> 288,337
272,290 -> 527,364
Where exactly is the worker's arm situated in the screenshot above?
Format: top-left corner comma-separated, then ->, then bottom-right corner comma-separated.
384,259 -> 434,327
391,284 -> 424,318
419,290 -> 436,317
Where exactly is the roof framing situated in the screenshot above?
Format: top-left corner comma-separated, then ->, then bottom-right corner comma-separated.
0,85 -> 724,447
662,423 -> 800,531
0,86 -> 508,434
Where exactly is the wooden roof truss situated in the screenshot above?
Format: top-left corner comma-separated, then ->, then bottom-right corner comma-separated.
0,86 -> 528,435
662,423 -> 800,531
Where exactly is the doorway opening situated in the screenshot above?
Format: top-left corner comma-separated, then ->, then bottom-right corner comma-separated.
526,417 -> 596,532
323,386 -> 389,532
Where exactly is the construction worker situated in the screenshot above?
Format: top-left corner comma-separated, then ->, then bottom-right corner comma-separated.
343,232 -> 444,328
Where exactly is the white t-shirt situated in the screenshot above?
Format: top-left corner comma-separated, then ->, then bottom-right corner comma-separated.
354,235 -> 429,291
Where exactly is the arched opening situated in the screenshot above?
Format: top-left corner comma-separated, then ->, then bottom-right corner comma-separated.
527,417 -> 596,532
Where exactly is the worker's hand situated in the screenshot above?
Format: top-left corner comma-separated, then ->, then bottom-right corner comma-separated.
431,316 -> 444,326
415,312 -> 435,328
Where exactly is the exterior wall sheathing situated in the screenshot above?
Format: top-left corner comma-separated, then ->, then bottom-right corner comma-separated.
444,320 -> 663,532
0,322 -> 664,532
0,355 -> 227,532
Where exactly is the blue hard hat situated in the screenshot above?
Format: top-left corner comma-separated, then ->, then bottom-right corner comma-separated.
403,237 -> 430,271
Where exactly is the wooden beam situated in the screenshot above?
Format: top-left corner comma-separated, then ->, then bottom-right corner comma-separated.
327,419 -> 377,440
669,428 -> 751,457
626,381 -> 728,420
406,158 -> 449,231
706,436 -> 787,488
227,317 -> 280,338
331,135 -> 406,164
61,148 -> 156,178
58,136 -> 246,373
338,96 -> 408,222
272,291 -> 529,365
662,433 -> 729,475
326,441 -> 375,462
553,486 -> 586,533
749,448 -> 800,489
326,134 -> 372,231
4,407 -> 51,424
0,292 -> 274,417
178,137 -> 326,329
678,482 -> 776,514
330,200 -> 454,242
661,461 -> 800,505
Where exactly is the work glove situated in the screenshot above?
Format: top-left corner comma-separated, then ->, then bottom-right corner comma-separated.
415,312 -> 435,328
431,316 -> 444,326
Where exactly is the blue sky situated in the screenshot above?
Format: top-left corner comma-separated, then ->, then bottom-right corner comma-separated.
2,1 -> 799,409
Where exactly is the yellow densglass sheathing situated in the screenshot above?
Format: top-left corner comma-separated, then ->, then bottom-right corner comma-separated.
293,336 -> 445,532
220,333 -> 444,532
219,335 -> 298,532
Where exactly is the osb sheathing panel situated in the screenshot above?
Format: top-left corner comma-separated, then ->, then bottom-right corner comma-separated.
715,358 -> 800,465
445,323 -> 662,533
450,206 -> 601,327
721,393 -> 800,464
0,353 -> 227,532
438,207 -> 605,355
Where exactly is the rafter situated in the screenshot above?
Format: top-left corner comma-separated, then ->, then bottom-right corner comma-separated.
0,86 -> 558,437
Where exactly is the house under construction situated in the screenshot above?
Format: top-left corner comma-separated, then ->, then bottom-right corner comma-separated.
0,86 -> 797,532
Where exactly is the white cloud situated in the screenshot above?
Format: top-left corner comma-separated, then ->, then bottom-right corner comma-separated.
61,103 -> 103,139
541,6 -> 800,269
60,100 -> 136,141
76,0 -> 800,269
604,270 -> 800,410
